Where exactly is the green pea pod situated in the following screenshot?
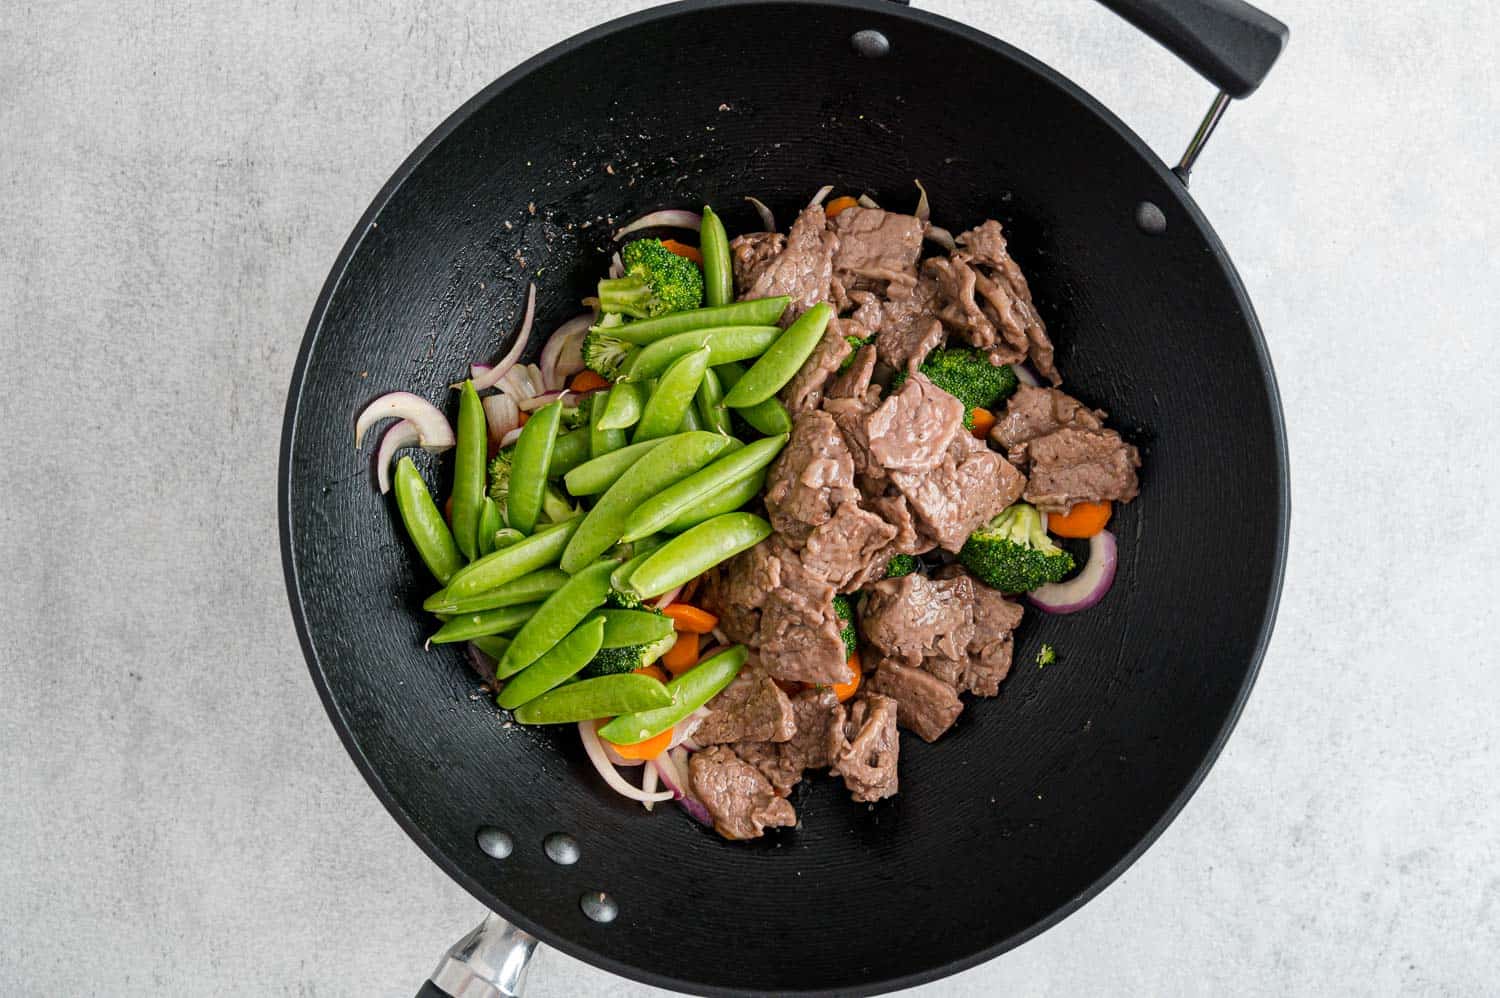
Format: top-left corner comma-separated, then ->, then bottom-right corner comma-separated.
491,528 -> 525,550
496,615 -> 606,709
511,673 -> 673,725
475,498 -> 503,557
429,602 -> 542,645
634,346 -> 710,442
470,634 -> 511,663
423,567 -> 569,615
695,366 -> 733,436
540,483 -> 578,524
608,298 -> 790,345
588,387 -> 627,458
715,362 -> 793,436
597,380 -> 644,431
662,468 -> 766,533
589,609 -> 676,649
451,380 -> 487,559
549,427 -> 592,477
497,559 -> 618,678
560,431 -> 739,573
597,645 -> 748,744
622,326 -> 781,383
563,437 -> 669,497
677,403 -> 703,432
722,303 -> 835,407
391,457 -> 465,583
699,205 -> 733,307
625,512 -> 771,600
507,399 -> 562,534
609,537 -> 665,592
621,434 -> 785,542
444,518 -> 580,598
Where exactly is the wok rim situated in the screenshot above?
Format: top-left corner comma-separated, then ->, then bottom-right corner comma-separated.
277,0 -> 1291,993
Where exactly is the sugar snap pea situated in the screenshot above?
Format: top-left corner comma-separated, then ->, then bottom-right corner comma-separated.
677,403 -> 702,432
428,601 -> 542,645
622,326 -> 780,383
662,468 -> 766,533
589,608 -> 677,649
563,437 -> 668,497
715,361 -> 793,435
597,380 -> 644,431
596,645 -> 748,744
634,346 -> 710,442
625,512 -> 772,599
609,537 -> 665,592
699,205 -> 733,307
588,387 -> 627,458
694,366 -> 733,436
470,634 -> 511,662
608,298 -> 790,345
491,527 -> 524,550
451,380 -> 487,559
444,518 -> 580,598
476,498 -> 502,557
511,673 -> 672,724
540,483 -> 578,524
392,457 -> 465,583
722,303 -> 834,407
507,399 -> 561,534
496,559 -> 618,678
549,426 -> 591,477
621,434 -> 786,542
423,567 -> 569,615
496,615 -> 606,709
560,431 -> 739,573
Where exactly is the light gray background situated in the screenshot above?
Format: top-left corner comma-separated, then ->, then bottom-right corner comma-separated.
2,0 -> 1496,994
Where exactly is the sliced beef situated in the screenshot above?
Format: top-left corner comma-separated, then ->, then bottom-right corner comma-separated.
890,430 -> 1027,551
868,659 -> 963,742
781,318 -> 858,416
829,693 -> 900,802
925,564 -> 1024,696
739,688 -> 844,795
829,207 -> 924,295
849,279 -> 942,372
859,573 -> 975,665
1024,426 -> 1141,512
826,342 -> 877,401
801,500 -> 898,593
756,546 -> 849,686
739,206 -> 837,325
694,667 -> 797,745
730,231 -> 785,296
864,373 -> 966,474
954,220 -> 1058,384
991,385 -> 1105,467
699,539 -> 784,648
763,410 -> 860,543
822,390 -> 884,492
690,746 -> 797,839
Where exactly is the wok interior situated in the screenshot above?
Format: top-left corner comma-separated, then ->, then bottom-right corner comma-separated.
284,3 -> 1285,992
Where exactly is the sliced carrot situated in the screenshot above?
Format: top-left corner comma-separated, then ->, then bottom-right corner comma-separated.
832,651 -> 862,702
604,724 -> 673,759
633,663 -> 669,683
1048,500 -> 1112,538
970,407 -> 996,439
662,603 -> 719,634
661,239 -> 703,265
825,196 -> 859,219
443,495 -> 454,526
662,632 -> 699,676
516,409 -> 529,426
570,369 -> 609,393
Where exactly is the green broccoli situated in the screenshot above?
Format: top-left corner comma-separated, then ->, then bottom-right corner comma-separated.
603,590 -> 642,610
1037,644 -> 1056,668
838,332 -> 872,372
890,347 -> 1020,428
580,630 -> 677,678
883,554 -> 918,579
597,238 -> 704,319
832,594 -> 858,658
581,315 -> 635,382
959,502 -> 1074,593
486,445 -> 515,517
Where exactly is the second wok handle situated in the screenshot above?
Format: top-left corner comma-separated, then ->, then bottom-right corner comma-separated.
420,912 -> 538,998
1095,0 -> 1288,99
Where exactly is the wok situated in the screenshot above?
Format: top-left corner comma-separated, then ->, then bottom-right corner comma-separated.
279,1 -> 1290,994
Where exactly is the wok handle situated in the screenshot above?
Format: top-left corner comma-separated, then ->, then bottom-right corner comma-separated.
1094,0 -> 1288,99
419,912 -> 538,998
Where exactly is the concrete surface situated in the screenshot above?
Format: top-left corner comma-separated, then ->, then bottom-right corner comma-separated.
2,0 -> 1496,994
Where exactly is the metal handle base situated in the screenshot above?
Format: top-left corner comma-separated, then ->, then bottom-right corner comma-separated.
421,912 -> 538,998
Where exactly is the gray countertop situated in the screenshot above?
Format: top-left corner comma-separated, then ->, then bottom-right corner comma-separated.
2,1 -> 1496,994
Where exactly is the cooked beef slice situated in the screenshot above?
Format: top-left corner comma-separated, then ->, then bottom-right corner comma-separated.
690,746 -> 797,839
763,410 -> 860,542
925,564 -> 1024,696
829,207 -> 924,294
826,342 -> 878,401
830,693 -> 900,802
801,500 -> 898,592
739,206 -> 837,325
730,231 -> 785,296
694,667 -> 796,745
849,279 -> 943,372
890,430 -> 1027,551
759,580 -> 850,685
739,688 -> 845,795
1023,426 -> 1141,512
868,659 -> 964,742
699,539 -> 785,647
864,373 -> 966,474
782,318 -> 858,416
953,220 -> 1058,384
990,385 -> 1105,467
859,573 -> 975,665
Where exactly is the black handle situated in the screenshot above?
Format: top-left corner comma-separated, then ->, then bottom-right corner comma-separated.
1095,0 -> 1288,98
416,982 -> 449,998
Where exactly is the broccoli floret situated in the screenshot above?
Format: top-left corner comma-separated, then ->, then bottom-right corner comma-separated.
959,502 -> 1074,593
1037,643 -> 1056,668
891,347 -> 1019,427
603,590 -> 641,610
581,323 -> 636,382
486,445 -> 515,517
832,594 -> 858,658
580,631 -> 677,678
597,238 -> 704,319
838,332 -> 872,372
883,554 -> 918,579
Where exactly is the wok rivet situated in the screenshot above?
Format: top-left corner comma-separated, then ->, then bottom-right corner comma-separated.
543,832 -> 580,865
476,826 -> 514,859
1135,200 -> 1167,235
580,891 -> 618,923
850,29 -> 890,58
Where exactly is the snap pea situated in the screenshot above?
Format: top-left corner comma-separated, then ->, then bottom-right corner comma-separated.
663,468 -> 766,533
621,434 -> 786,542
699,205 -> 733,307
608,297 -> 790,345
609,537 -> 665,592
491,527 -> 524,550
597,380 -> 644,431
722,303 -> 835,407
470,634 -> 511,662
625,512 -> 772,599
391,457 -> 465,583
511,673 -> 672,725
586,608 -> 676,649
563,437 -> 668,497
560,432 -> 739,573
634,346 -> 710,442
549,426 -> 592,477
695,366 -> 733,436
588,387 -> 627,458
428,601 -> 542,645
677,403 -> 703,432
507,399 -> 561,535
496,559 -> 618,678
597,645 -> 748,744
540,483 -> 578,524
715,361 -> 793,435
496,615 -> 605,709
622,326 -> 781,383
451,380 -> 487,559
444,518 -> 580,598
476,498 -> 502,557
423,567 -> 569,615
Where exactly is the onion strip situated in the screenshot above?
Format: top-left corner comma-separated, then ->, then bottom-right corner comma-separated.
744,196 -> 776,232
857,193 -> 880,209
578,722 -> 673,803
1012,362 -> 1042,388
1029,530 -> 1119,614
481,395 -> 520,449
354,391 -> 455,450
808,184 -> 833,208
913,178 -> 931,222
539,313 -> 592,390
613,210 -> 702,240
374,419 -> 420,494
924,224 -> 956,251
640,762 -> 660,811
470,283 -> 536,390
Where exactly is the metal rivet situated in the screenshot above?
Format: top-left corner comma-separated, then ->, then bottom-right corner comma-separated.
543,832 -> 580,865
1135,200 -> 1167,235
475,826 -> 513,859
580,891 -> 618,923
850,29 -> 890,58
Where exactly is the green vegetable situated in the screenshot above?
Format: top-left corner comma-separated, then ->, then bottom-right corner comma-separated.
444,518 -> 581,599
549,426 -> 592,477
475,498 -> 503,557
890,347 -> 1020,428
605,538 -> 666,607
496,615 -> 606,709
621,434 -> 786,542
839,331 -> 871,371
722,303 -> 835,407
507,399 -> 562,534
676,400 -> 703,431
832,594 -> 858,658
486,445 -> 515,514
428,602 -> 542,645
423,567 -> 570,615
490,528 -> 524,550
580,630 -> 677,678
539,483 -> 579,524
497,559 -> 618,678
1037,643 -> 1057,668
624,512 -> 772,600
661,468 -> 766,533
716,361 -> 793,436
699,205 -> 733,307
581,324 -> 638,382
470,634 -> 511,663
391,457 -> 464,584
588,388 -> 627,459
511,673 -> 673,725
607,298 -> 790,345
597,238 -> 704,318
622,325 -> 781,383
451,380 -> 487,559
563,437 -> 669,497
597,379 -> 645,431
958,502 -> 1074,593
591,608 -> 675,648
694,365 -> 733,436
884,554 -> 918,579
596,645 -> 748,744
634,346 -> 711,442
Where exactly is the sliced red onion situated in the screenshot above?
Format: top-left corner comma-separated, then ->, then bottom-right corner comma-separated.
470,283 -> 536,390
578,722 -> 674,803
498,425 -> 525,448
517,388 -> 574,412
354,392 -> 456,450
539,313 -> 592,391
495,365 -> 539,405
857,193 -> 880,209
667,709 -> 707,751
600,735 -> 645,769
808,184 -> 833,208
613,210 -> 702,241
607,252 -> 624,280
1012,362 -> 1042,388
374,419 -> 420,494
744,196 -> 776,232
640,762 -> 660,811
1029,530 -> 1118,614
924,223 -> 956,251
913,179 -> 931,222
710,627 -> 728,646
652,585 -> 684,610
654,750 -> 713,827
482,395 -> 521,450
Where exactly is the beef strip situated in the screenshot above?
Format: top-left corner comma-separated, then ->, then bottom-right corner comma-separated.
829,693 -> 900,802
698,539 -> 783,648
889,430 -> 1026,551
829,207 -> 924,295
740,206 -> 837,325
868,659 -> 963,742
730,231 -> 785,296
864,372 -> 966,474
1023,426 -> 1141,512
925,564 -> 1024,696
694,667 -> 797,745
990,385 -> 1105,467
763,410 -> 860,543
860,573 -> 976,665
826,342 -> 877,401
849,279 -> 943,372
738,688 -> 844,796
759,580 -> 850,685
781,318 -> 858,416
690,746 -> 797,839
953,220 -> 1058,384
801,500 -> 898,593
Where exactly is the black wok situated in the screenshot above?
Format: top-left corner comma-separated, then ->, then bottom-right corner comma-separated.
279,1 -> 1290,994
